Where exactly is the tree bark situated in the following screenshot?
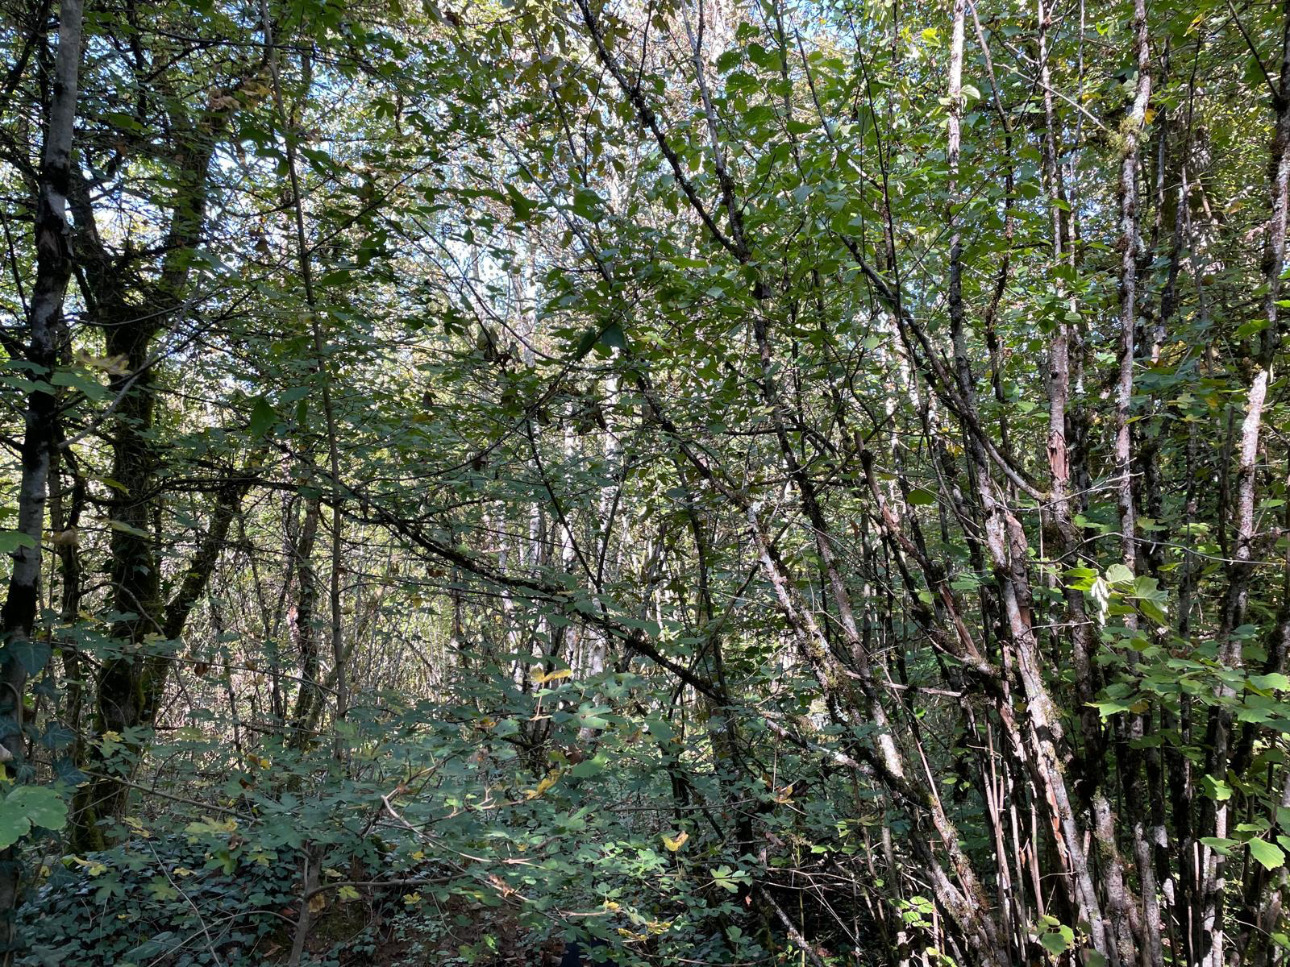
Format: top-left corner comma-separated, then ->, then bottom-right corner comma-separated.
0,0 -> 84,947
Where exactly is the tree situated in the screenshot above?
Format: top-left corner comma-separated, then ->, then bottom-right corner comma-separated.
6,0 -> 1290,964
0,0 -> 83,946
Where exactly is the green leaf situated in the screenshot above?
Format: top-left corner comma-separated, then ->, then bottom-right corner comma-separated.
710,865 -> 748,893
6,638 -> 51,676
1089,696 -> 1135,719
1202,776 -> 1233,801
0,531 -> 36,554
1250,838 -> 1286,871
600,322 -> 627,351
1200,836 -> 1237,855
906,487 -> 937,506
0,786 -> 68,849
9,786 -> 66,830
1131,576 -> 1162,599
1250,673 -> 1290,692
569,757 -> 605,778
249,396 -> 276,436
1234,318 -> 1270,340
51,368 -> 109,400
1039,929 -> 1072,955
1105,564 -> 1135,586
506,184 -> 536,220
0,802 -> 32,850
1140,599 -> 1168,625
572,188 -> 601,219
109,520 -> 151,539
572,327 -> 600,361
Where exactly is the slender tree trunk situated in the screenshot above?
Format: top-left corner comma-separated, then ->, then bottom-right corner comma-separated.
262,0 -> 348,742
0,0 -> 84,948
287,497 -> 323,749
1204,5 -> 1290,963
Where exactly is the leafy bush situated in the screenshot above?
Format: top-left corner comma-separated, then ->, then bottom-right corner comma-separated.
17,834 -> 297,967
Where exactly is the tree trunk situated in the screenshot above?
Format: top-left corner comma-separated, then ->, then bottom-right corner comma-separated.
0,0 -> 84,947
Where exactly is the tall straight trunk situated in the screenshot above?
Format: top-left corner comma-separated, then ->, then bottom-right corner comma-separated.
49,432 -> 86,744
945,0 -> 967,400
64,36 -> 269,845
1035,0 -> 1103,803
287,497 -> 323,748
0,0 -> 84,944
1104,2 -> 1153,964
70,136 -> 221,846
261,0 -> 348,740
944,3 -> 1119,957
1112,0 -> 1151,583
1201,4 -> 1290,963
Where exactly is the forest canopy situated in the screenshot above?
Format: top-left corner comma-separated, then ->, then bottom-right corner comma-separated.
1,0 -> 1289,964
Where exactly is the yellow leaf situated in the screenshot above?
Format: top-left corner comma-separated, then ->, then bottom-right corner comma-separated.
70,855 -> 109,876
526,770 -> 561,799
308,893 -> 327,913
403,892 -> 422,905
532,668 -> 573,685
74,351 -> 130,375
662,831 -> 689,851
338,885 -> 360,901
